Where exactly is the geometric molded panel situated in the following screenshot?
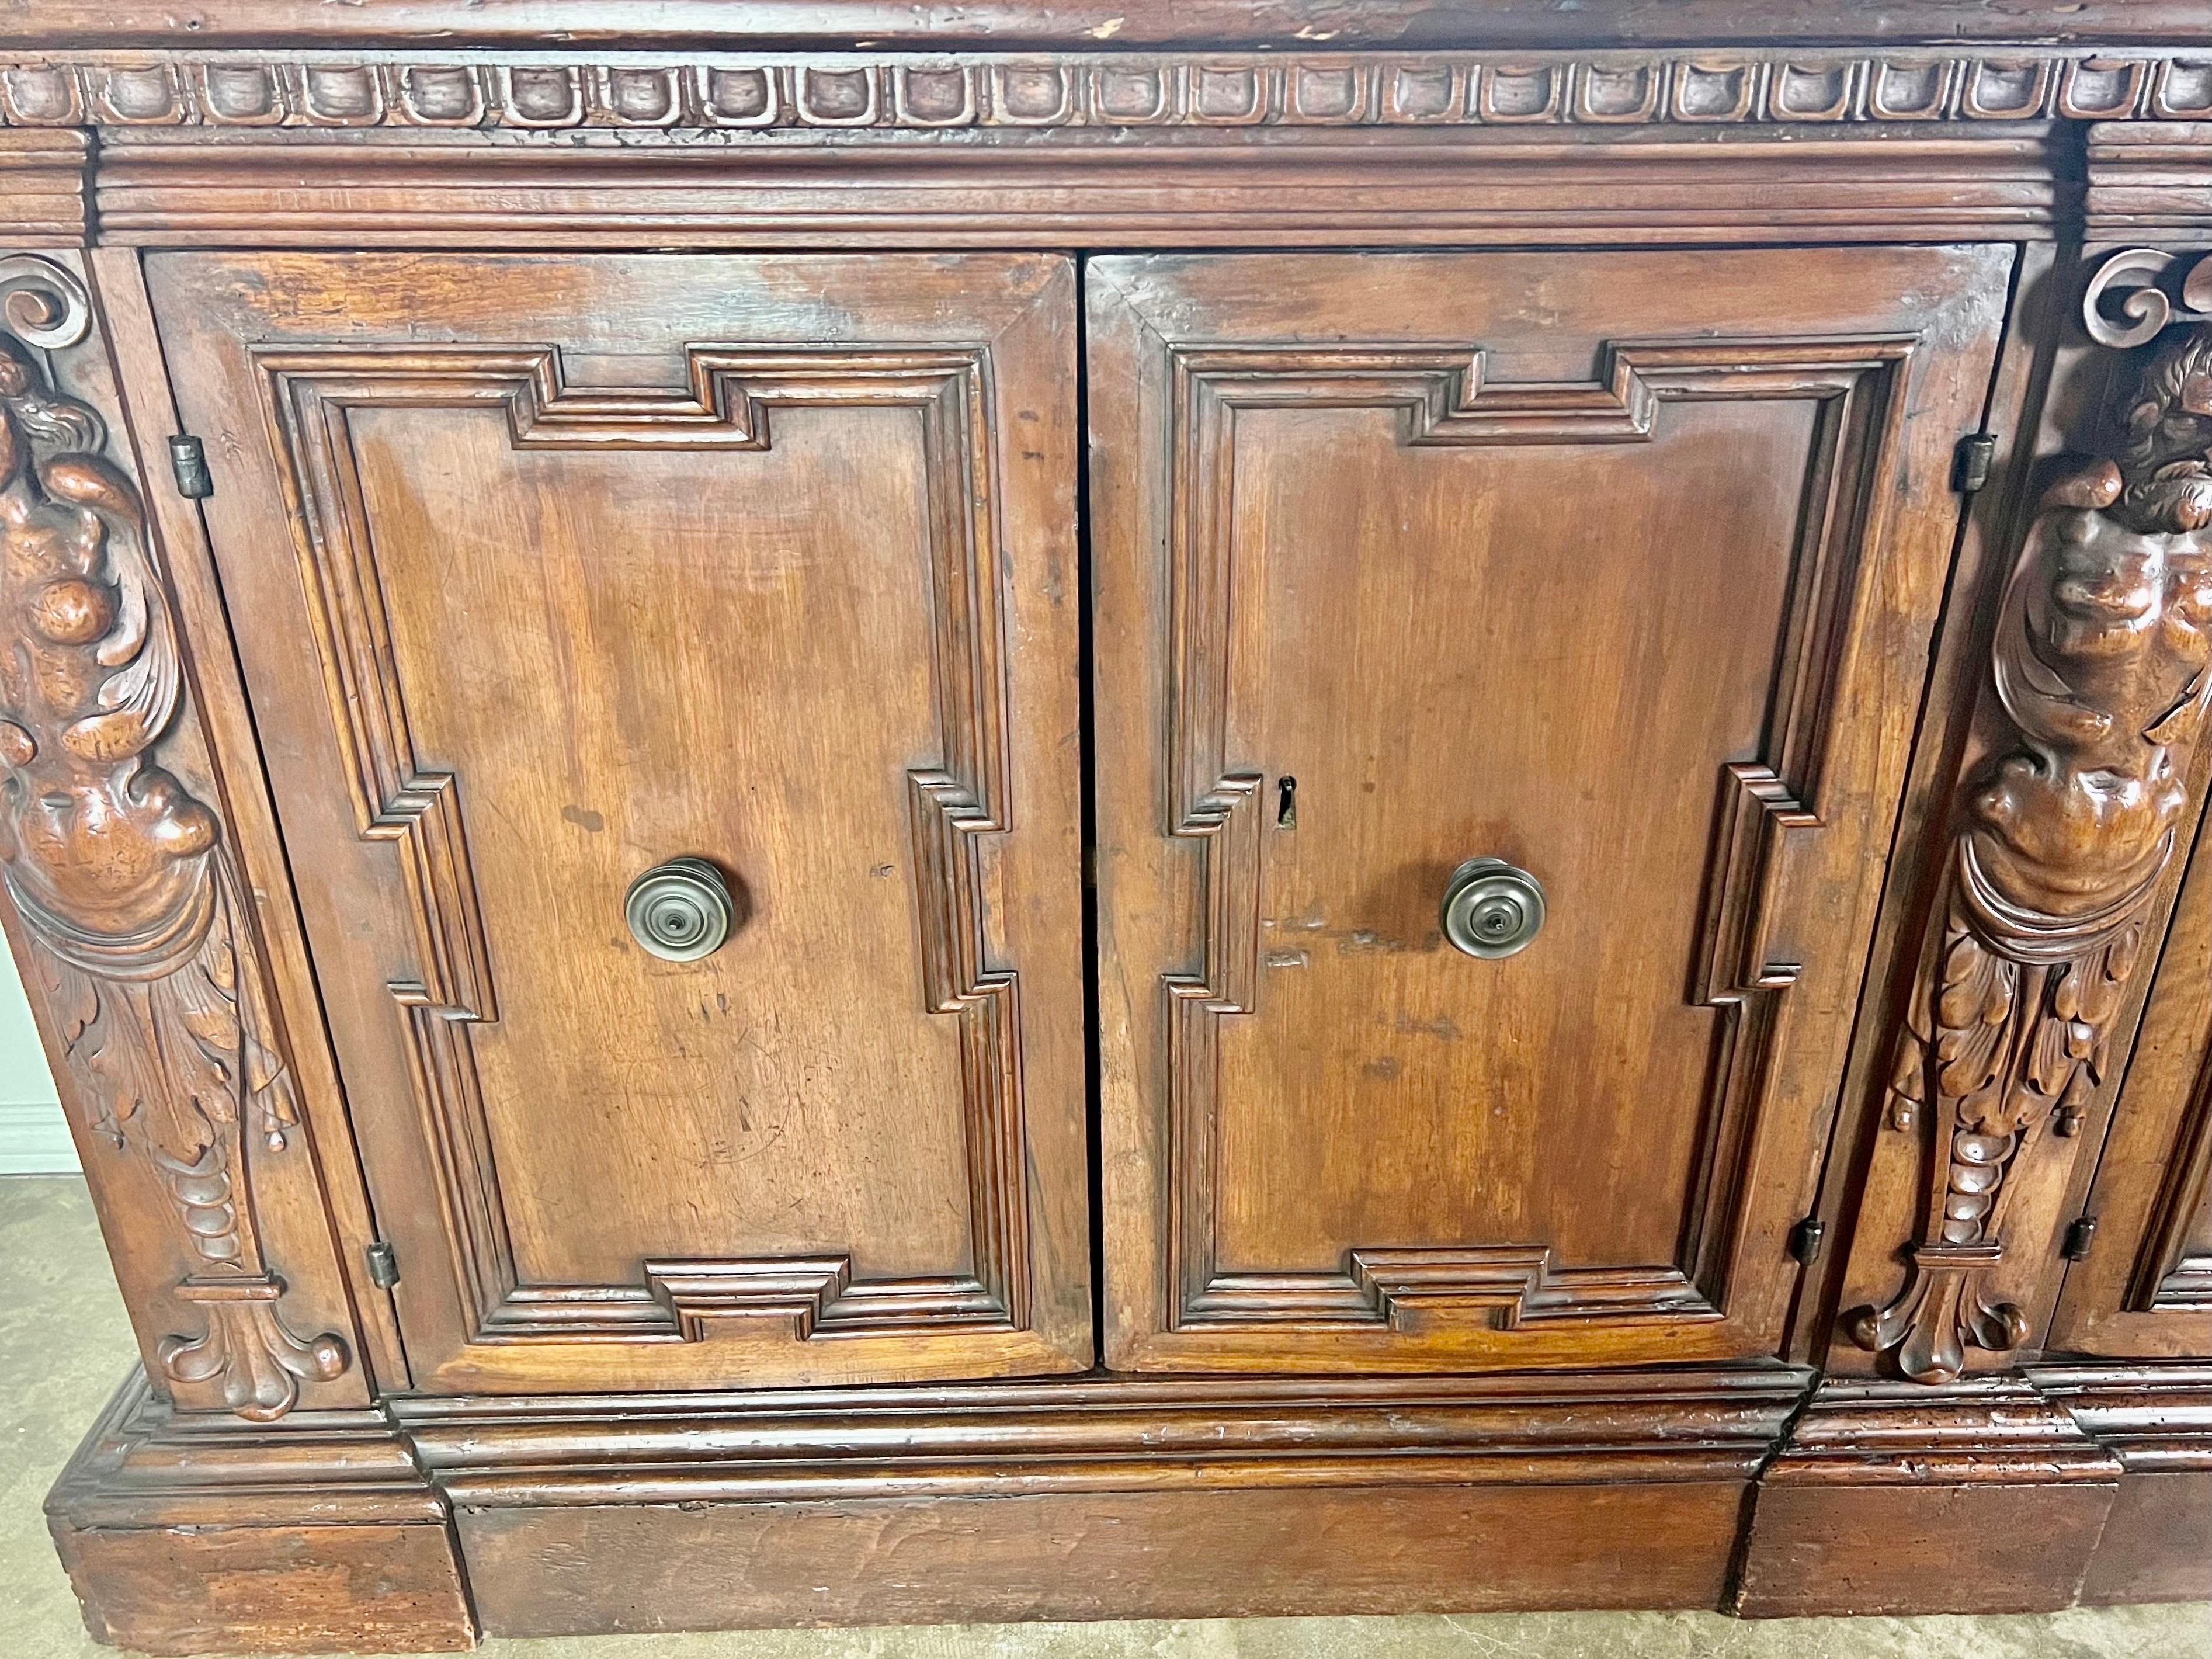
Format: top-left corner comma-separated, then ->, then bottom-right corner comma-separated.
259,343 -> 1033,1346
1162,336 -> 1914,1336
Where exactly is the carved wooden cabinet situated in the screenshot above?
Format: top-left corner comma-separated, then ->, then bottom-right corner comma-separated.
2,4 -> 2207,1651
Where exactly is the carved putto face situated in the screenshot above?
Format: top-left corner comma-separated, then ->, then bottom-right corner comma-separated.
1970,507 -> 2206,916
2118,325 -> 2212,535
0,333 -> 219,970
1964,328 -> 2212,924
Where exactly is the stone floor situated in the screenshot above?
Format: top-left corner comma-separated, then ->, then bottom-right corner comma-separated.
4,1175 -> 2206,1659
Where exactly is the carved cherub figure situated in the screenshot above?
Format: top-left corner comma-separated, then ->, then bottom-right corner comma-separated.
1969,324 -> 2212,926
1859,319 -> 2212,1384
0,332 -> 302,1161
0,270 -> 336,1421
2114,323 -> 2212,533
0,333 -> 217,973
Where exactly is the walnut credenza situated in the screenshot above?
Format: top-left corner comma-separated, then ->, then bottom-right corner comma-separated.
3,3 -> 2208,1650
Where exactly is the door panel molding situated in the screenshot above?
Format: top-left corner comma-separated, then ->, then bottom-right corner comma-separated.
1161,336 -> 1914,1338
258,342 -> 1038,1353
2130,1057 -> 2212,1314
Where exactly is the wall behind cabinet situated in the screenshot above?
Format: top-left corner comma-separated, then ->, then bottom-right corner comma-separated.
0,958 -> 68,1174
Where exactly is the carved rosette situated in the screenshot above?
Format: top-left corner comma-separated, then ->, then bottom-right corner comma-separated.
0,255 -> 348,1420
1851,249 -> 2212,1384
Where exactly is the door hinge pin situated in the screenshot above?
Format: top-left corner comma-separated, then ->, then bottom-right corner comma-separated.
365,1241 -> 401,1289
168,434 -> 213,500
2061,1216 -> 2098,1261
1789,1216 -> 1826,1265
1953,432 -> 1999,495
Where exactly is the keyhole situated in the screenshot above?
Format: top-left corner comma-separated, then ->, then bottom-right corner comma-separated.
1276,775 -> 1298,829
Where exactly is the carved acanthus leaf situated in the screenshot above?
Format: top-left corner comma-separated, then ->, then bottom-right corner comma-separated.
1856,251 -> 2212,1383
0,255 -> 347,1419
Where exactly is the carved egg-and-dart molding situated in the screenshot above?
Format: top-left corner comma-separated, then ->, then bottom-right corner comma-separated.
1850,248 -> 2212,1384
0,254 -> 348,1420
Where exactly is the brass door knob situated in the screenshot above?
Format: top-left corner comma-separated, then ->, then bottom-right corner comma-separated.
1440,858 -> 1546,959
624,858 -> 735,962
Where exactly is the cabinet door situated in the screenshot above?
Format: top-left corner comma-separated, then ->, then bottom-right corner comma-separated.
2048,805 -> 2211,1359
149,253 -> 1091,1391
1090,247 -> 2010,1372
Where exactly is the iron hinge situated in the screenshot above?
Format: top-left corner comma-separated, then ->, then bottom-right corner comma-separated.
168,433 -> 213,500
1953,431 -> 1999,495
1788,1216 -> 1826,1265
2061,1216 -> 2099,1262
364,1241 -> 401,1289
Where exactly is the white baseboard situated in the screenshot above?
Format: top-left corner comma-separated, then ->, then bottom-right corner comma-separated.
0,1098 -> 78,1174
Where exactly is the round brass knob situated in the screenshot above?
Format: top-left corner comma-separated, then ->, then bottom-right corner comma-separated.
1440,858 -> 1546,959
624,858 -> 734,962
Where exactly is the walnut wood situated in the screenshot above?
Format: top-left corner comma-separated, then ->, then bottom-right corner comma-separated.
2,1 -> 2210,1647
391,1365 -> 1804,1634
1739,1484 -> 2120,1617
2086,123 -> 2212,242
1835,251 -> 2212,1386
5,1 -> 2209,51
45,1373 -> 474,1654
2076,1470 -> 2212,1603
2047,808 -> 2211,1356
86,127 -> 2064,252
458,1483 -> 1751,1635
0,131 -> 86,244
397,1364 -> 1810,1497
2030,1362 -> 2212,1604
145,249 -> 1093,1393
0,251 -> 367,1421
1734,1377 -> 2122,1616
1784,241 -> 2074,1372
1089,245 -> 2006,1373
3,51 -> 2204,137
84,244 -> 416,1396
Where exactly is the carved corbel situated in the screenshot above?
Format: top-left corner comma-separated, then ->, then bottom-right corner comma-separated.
0,254 -> 348,1420
1849,249 -> 2212,1384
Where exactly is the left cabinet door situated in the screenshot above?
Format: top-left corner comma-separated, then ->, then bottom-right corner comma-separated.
147,252 -> 1092,1392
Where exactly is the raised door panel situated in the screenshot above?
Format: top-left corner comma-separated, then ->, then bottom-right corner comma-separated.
147,252 -> 1090,1391
1090,247 -> 2012,1371
2049,801 -> 2212,1359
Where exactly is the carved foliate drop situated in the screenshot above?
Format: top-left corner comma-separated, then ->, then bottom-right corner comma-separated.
1854,251 -> 2212,1383
0,256 -> 348,1419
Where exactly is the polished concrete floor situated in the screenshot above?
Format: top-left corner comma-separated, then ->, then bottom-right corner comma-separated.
4,1174 -> 2206,1659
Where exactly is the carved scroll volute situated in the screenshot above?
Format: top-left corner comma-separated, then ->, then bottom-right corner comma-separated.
0,254 -> 350,1420
1850,249 -> 2212,1384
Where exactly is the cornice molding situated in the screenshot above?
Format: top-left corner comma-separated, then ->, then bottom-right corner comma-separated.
0,130 -> 85,242
2085,122 -> 2212,240
4,1 -> 2206,53
0,48 -> 2206,133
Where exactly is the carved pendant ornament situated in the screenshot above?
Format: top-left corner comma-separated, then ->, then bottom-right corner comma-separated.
0,256 -> 347,1419
1851,249 -> 2212,1384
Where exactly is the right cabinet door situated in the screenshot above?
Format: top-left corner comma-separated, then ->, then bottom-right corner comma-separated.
1089,247 -> 2012,1372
